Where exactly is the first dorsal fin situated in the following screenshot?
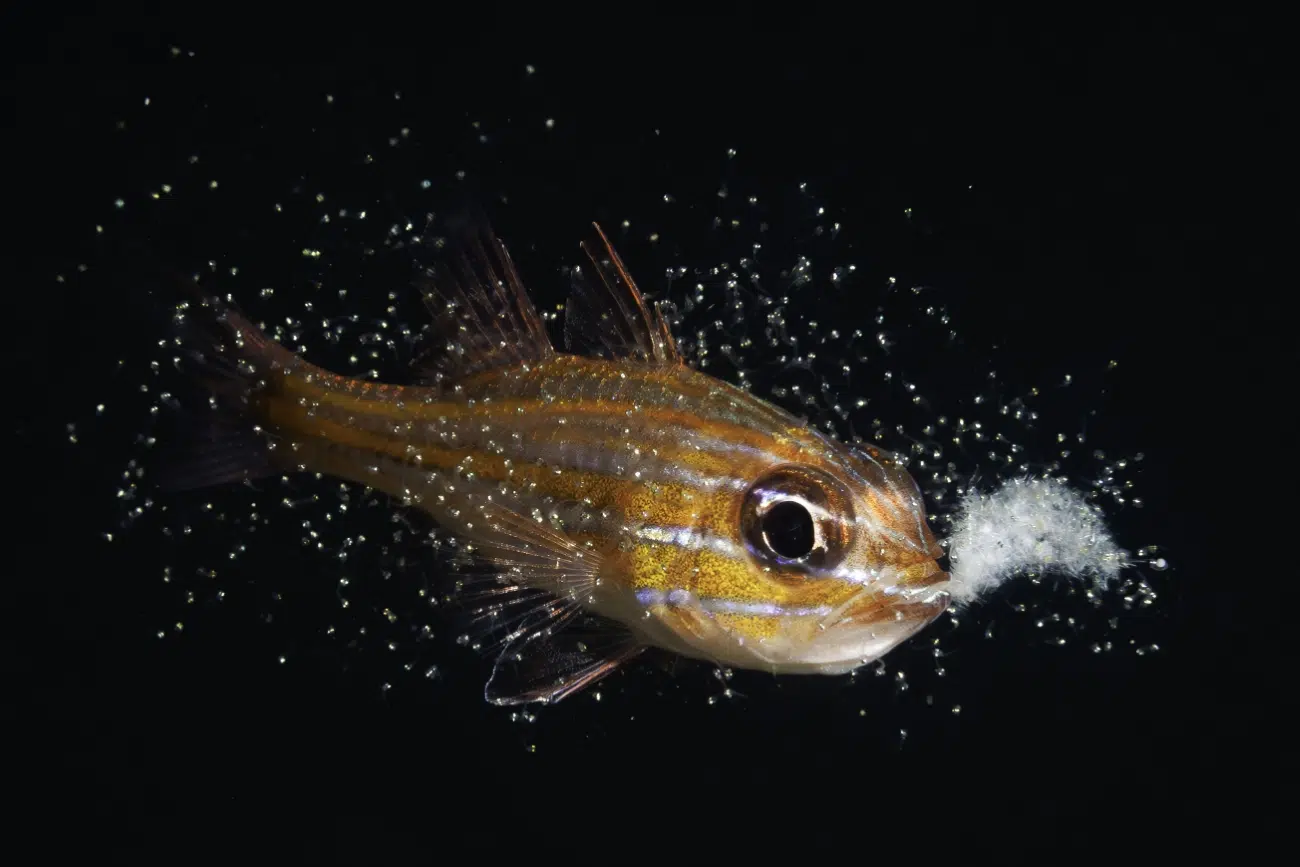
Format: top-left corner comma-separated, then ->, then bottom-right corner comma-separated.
412,222 -> 554,383
564,223 -> 682,366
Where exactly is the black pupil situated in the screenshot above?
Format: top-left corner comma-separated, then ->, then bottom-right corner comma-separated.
762,500 -> 816,560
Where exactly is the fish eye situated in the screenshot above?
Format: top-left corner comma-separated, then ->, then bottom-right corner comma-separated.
741,465 -> 854,570
761,500 -> 816,559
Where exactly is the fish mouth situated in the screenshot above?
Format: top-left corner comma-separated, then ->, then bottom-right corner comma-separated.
873,559 -> 950,622
895,558 -> 950,591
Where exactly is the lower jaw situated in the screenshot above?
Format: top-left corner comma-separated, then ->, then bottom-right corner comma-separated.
797,587 -> 951,674
737,594 -> 952,675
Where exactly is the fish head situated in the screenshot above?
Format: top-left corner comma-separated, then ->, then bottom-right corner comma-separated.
641,438 -> 950,675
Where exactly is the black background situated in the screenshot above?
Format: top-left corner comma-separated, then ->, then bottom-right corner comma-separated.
10,8 -> 1287,861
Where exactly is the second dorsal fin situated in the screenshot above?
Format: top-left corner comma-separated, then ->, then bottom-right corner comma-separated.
412,222 -> 555,383
563,223 -> 682,366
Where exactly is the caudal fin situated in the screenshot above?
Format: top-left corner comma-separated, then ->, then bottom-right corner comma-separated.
153,290 -> 290,492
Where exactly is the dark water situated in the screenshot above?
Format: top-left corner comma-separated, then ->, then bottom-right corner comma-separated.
13,12 -> 1282,860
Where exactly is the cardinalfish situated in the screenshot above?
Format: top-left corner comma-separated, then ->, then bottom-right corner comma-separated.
168,223 -> 951,704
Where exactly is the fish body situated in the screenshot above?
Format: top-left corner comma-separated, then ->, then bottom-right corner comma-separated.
176,224 -> 949,703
